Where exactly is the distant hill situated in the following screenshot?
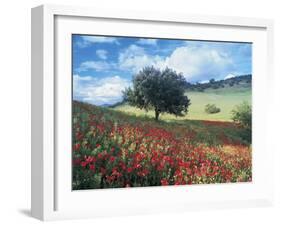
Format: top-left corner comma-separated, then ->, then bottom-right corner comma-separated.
108,101 -> 125,108
185,74 -> 252,92
109,74 -> 251,108
101,103 -> 113,107
110,74 -> 251,121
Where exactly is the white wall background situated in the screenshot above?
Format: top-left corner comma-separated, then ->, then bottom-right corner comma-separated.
0,0 -> 280,225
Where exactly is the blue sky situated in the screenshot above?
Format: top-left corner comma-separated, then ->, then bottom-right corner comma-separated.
72,35 -> 252,106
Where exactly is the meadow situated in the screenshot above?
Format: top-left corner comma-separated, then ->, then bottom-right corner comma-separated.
72,99 -> 252,190
113,85 -> 251,122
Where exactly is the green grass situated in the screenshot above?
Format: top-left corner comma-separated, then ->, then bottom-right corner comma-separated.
113,86 -> 251,122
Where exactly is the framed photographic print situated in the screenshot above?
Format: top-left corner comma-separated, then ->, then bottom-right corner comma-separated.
31,4 -> 274,221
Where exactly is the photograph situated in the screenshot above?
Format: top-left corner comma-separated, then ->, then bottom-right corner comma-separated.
72,34 -> 252,190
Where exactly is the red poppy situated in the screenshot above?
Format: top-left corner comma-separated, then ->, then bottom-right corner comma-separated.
109,156 -> 115,163
80,161 -> 87,168
73,143 -> 80,151
161,179 -> 169,186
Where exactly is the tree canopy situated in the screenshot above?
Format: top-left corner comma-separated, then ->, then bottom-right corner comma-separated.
123,66 -> 191,120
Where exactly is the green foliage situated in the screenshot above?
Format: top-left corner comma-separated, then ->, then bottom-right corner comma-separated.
123,66 -> 191,120
231,102 -> 252,143
231,102 -> 252,129
209,78 -> 215,84
205,104 -> 221,114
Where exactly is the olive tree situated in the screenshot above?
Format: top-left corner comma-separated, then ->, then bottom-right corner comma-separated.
123,66 -> 191,121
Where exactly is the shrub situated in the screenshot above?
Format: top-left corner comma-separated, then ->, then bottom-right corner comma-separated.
205,104 -> 221,114
231,102 -> 252,144
231,102 -> 251,129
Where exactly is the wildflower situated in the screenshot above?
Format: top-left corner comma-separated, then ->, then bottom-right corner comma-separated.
109,156 -> 115,163
89,164 -> 95,171
161,179 -> 169,186
80,161 -> 87,168
73,143 -> 80,151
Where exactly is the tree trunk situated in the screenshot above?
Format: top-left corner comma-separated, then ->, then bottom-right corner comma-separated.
155,109 -> 160,121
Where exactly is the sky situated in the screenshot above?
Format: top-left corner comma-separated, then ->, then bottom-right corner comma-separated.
72,35 -> 252,106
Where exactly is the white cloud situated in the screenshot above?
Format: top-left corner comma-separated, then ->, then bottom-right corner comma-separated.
73,74 -> 130,105
118,44 -> 163,73
74,75 -> 92,81
199,80 -> 209,84
118,44 -> 234,81
136,38 -> 157,45
224,73 -> 236,79
76,36 -> 119,48
161,46 -> 233,81
119,45 -> 146,59
96,49 -> 108,60
77,61 -> 111,72
82,36 -> 118,44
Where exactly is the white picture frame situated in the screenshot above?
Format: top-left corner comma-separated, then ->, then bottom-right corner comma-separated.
31,4 -> 274,221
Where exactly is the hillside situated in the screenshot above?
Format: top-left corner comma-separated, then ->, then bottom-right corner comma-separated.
72,100 -> 251,189
185,74 -> 251,92
112,75 -> 251,122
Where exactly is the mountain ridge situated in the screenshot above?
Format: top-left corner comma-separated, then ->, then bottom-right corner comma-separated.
185,74 -> 252,92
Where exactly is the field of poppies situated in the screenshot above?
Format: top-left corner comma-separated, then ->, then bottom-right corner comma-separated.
72,101 -> 252,190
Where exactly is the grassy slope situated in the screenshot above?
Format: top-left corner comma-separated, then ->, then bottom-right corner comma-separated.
113,83 -> 251,122
74,100 -> 250,147
72,101 -> 251,189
